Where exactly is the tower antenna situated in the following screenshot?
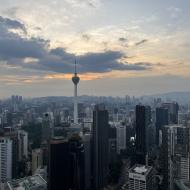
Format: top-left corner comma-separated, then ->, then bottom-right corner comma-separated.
75,59 -> 77,75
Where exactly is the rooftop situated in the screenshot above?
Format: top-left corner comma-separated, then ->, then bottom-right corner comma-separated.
7,175 -> 47,190
164,124 -> 188,129
129,165 -> 152,176
50,136 -> 67,144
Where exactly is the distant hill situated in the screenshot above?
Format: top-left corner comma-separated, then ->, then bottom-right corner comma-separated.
146,91 -> 190,104
23,91 -> 190,105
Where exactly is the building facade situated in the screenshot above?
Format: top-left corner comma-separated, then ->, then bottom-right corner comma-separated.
48,136 -> 85,190
116,123 -> 126,154
92,104 -> 109,190
135,105 -> 151,165
0,137 -> 12,184
162,103 -> 179,124
32,149 -> 43,175
162,125 -> 190,190
156,107 -> 169,146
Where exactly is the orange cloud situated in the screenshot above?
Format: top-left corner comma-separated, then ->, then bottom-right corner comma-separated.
44,73 -> 106,81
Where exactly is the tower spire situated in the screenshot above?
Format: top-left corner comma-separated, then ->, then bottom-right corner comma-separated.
75,59 -> 77,75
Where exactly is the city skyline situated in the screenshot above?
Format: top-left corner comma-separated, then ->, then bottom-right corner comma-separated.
0,0 -> 190,97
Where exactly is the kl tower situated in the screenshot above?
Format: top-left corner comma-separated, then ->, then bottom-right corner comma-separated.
72,60 -> 80,124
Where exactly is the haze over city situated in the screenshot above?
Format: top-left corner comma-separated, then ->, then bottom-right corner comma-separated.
0,0 -> 190,97
1,1 -> 190,190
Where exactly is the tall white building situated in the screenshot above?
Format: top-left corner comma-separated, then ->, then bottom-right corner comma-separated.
0,137 -> 12,184
129,165 -> 153,190
116,123 -> 126,154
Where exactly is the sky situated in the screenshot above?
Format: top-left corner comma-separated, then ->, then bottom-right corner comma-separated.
0,0 -> 190,98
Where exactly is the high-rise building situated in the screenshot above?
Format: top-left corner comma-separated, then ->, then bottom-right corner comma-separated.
0,137 -> 12,184
42,112 -> 54,142
178,112 -> 189,125
4,130 -> 19,179
83,133 -> 92,190
162,125 -> 190,190
11,95 -> 22,112
4,129 -> 28,179
17,130 -> 28,161
129,165 -> 154,190
108,125 -> 117,164
92,104 -> 109,190
72,60 -> 80,124
116,122 -> 126,154
48,136 -> 85,190
32,149 -> 43,175
162,102 -> 179,124
135,105 -> 151,165
156,107 -> 169,146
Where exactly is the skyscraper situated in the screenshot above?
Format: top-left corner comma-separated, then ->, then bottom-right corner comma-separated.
32,149 -> 43,175
0,137 -> 12,185
92,104 -> 109,190
162,102 -> 179,124
156,107 -> 169,146
17,130 -> 28,161
4,130 -> 19,179
162,125 -> 190,190
72,60 -> 80,124
83,133 -> 92,190
116,123 -> 126,154
42,112 -> 54,142
135,105 -> 151,165
108,125 -> 117,165
48,136 -> 84,190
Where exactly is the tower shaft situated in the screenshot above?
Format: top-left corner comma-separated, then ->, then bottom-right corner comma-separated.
74,84 -> 78,124
72,59 -> 80,124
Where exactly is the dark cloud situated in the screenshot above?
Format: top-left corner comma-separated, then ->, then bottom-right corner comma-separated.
118,37 -> 127,42
81,34 -> 91,41
135,39 -> 148,46
0,16 -> 152,74
118,37 -> 128,47
155,63 -> 165,66
82,0 -> 97,8
135,62 -> 164,67
34,27 -> 42,31
135,62 -> 152,67
77,51 -> 149,73
0,16 -> 26,32
0,38 -> 47,59
31,49 -> 150,73
0,16 -> 48,59
87,1 -> 96,8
